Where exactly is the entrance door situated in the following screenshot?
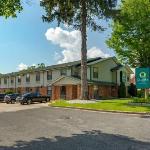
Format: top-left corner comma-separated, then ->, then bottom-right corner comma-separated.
60,86 -> 66,99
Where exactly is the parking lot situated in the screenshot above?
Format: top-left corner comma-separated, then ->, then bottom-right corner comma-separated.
0,102 -> 48,113
0,103 -> 150,150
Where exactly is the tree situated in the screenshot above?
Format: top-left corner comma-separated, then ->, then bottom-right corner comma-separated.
107,0 -> 150,68
0,0 -> 22,18
128,83 -> 137,97
37,63 -> 46,69
40,0 -> 118,99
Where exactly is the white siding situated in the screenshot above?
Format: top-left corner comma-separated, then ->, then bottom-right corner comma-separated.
90,59 -> 117,82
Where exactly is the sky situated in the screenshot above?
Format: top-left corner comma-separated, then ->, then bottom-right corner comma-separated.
0,1 -> 115,74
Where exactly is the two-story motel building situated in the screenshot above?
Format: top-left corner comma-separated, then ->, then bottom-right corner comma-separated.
0,57 -> 133,100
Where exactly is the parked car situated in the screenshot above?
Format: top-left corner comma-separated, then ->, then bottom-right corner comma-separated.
18,92 -> 50,105
0,94 -> 6,102
4,93 -> 21,104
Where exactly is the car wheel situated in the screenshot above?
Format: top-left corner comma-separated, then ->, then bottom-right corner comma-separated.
12,100 -> 16,104
20,102 -> 24,105
27,99 -> 32,105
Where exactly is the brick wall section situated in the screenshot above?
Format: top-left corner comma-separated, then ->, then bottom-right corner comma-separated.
88,85 -> 94,99
39,87 -> 47,96
111,86 -> 118,97
77,85 -> 81,99
52,86 -> 60,100
0,86 -> 48,96
72,85 -> 78,99
66,85 -> 72,100
98,85 -> 118,98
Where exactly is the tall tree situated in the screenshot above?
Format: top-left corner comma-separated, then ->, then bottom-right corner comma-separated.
0,0 -> 22,18
107,0 -> 150,68
40,0 -> 118,99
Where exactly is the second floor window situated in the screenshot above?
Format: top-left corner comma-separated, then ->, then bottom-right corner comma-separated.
60,69 -> 67,76
26,74 -> 30,83
4,78 -> 7,85
47,71 -> 52,80
18,76 -> 21,83
93,67 -> 98,79
11,78 -> 14,84
36,72 -> 40,82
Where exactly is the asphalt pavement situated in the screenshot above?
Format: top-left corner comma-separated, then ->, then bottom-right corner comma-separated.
0,103 -> 150,150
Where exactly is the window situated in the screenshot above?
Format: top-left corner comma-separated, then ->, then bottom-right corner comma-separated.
47,71 -> 52,80
60,69 -> 67,76
4,78 -> 7,85
11,78 -> 14,84
122,72 -> 127,82
93,67 -> 98,79
47,86 -> 52,96
26,74 -> 30,83
18,76 -> 21,83
36,72 -> 40,82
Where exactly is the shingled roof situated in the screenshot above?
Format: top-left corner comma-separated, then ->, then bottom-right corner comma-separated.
0,57 -> 103,77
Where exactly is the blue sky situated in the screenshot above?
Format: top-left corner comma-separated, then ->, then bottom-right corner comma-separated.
0,1 -> 115,74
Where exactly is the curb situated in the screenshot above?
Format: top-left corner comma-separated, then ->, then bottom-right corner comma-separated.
49,105 -> 150,116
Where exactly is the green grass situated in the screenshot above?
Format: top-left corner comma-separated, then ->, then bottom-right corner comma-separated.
50,99 -> 150,113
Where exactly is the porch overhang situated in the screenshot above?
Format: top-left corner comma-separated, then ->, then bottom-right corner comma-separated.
49,76 -> 81,86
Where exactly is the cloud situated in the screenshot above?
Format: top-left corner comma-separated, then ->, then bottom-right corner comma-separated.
45,27 -> 110,64
17,63 -> 28,71
87,47 -> 110,58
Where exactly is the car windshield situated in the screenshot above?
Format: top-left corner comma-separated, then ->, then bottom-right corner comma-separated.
7,94 -> 13,96
22,93 -> 31,97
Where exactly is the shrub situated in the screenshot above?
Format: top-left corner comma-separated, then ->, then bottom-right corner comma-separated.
131,97 -> 150,103
118,82 -> 126,98
137,89 -> 144,98
128,83 -> 137,97
5,90 -> 14,94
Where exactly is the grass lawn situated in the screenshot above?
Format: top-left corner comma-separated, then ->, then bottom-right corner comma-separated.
50,99 -> 150,113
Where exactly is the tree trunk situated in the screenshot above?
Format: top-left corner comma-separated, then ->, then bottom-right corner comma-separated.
80,0 -> 88,100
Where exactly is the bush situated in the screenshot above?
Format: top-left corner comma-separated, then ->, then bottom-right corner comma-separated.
137,89 -> 144,98
128,83 -> 137,97
5,90 -> 14,94
131,97 -> 150,103
118,82 -> 126,98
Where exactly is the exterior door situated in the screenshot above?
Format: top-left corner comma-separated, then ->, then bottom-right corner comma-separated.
60,86 -> 66,99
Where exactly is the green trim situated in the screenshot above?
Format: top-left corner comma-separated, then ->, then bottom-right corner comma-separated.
90,66 -> 92,81
88,80 -> 117,86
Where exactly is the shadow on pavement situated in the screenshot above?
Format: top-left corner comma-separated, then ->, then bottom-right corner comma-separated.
0,130 -> 149,150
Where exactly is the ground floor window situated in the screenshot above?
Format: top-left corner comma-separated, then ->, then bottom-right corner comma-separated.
47,86 -> 52,96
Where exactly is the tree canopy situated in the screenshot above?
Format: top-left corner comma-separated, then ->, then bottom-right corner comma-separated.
40,0 -> 117,31
0,0 -> 22,18
40,0 -> 118,99
107,0 -> 150,67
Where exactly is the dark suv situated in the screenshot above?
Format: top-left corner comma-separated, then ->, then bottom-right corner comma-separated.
4,93 -> 21,104
0,94 -> 6,102
18,92 -> 50,105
